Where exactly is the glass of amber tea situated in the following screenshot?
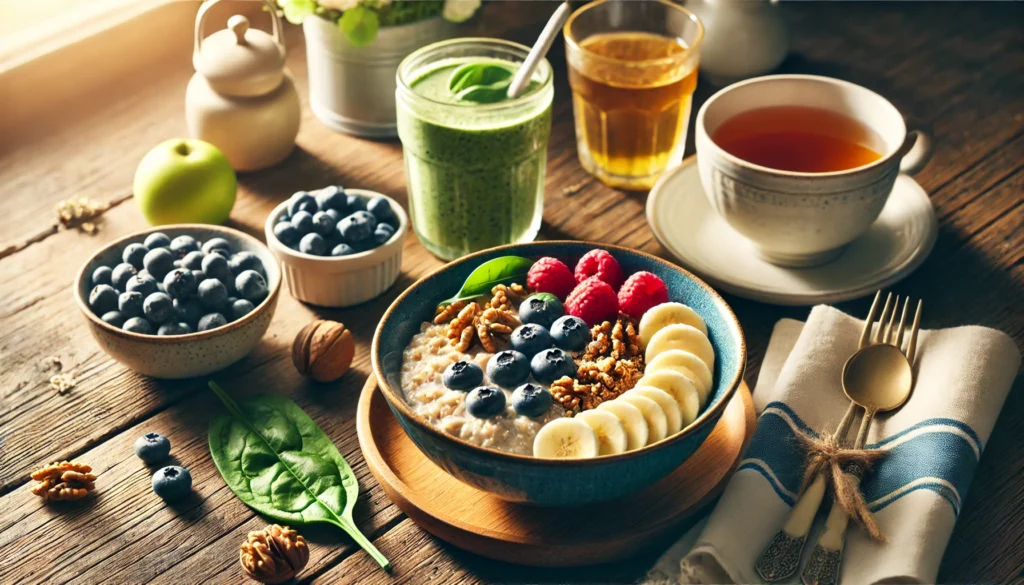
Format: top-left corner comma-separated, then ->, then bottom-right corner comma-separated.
564,0 -> 703,190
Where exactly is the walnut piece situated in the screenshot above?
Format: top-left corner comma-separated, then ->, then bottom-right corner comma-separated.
240,524 -> 310,584
292,320 -> 355,383
551,314 -> 645,415
435,285 -> 523,352
30,461 -> 96,501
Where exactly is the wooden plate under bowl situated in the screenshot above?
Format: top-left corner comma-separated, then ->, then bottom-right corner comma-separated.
357,376 -> 756,567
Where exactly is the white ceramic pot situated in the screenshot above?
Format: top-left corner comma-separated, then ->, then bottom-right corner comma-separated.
686,0 -> 788,84
695,75 -> 933,268
303,16 -> 457,138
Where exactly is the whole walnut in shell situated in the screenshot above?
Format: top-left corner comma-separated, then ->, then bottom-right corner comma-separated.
292,319 -> 355,382
239,524 -> 309,584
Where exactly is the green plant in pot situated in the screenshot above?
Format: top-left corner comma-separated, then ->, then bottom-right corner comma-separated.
276,0 -> 481,46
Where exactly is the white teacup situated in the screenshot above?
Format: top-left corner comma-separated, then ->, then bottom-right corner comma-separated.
695,75 -> 932,267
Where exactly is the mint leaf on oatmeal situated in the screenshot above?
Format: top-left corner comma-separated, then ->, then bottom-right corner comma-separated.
440,255 -> 533,307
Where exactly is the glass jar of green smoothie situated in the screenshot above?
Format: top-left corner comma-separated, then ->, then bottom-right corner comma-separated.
396,38 -> 554,260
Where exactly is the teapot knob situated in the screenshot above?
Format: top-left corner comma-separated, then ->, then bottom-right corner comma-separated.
228,14 -> 249,45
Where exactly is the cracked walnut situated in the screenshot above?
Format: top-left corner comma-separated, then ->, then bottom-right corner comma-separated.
434,285 -> 524,352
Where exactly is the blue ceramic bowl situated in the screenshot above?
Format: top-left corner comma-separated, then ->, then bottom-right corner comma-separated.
372,242 -> 745,506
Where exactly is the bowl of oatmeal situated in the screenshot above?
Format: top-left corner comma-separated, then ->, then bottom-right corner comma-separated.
372,242 -> 745,506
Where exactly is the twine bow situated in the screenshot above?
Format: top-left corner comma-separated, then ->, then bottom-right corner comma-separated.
795,430 -> 889,542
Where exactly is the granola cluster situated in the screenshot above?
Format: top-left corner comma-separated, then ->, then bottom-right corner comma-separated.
551,314 -> 645,415
434,284 -> 526,352
30,461 -> 96,501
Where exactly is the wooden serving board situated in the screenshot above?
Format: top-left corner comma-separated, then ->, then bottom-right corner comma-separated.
357,376 -> 756,567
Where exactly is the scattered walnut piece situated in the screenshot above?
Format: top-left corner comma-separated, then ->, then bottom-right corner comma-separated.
240,524 -> 309,584
50,373 -> 76,395
30,461 -> 96,501
56,197 -> 108,233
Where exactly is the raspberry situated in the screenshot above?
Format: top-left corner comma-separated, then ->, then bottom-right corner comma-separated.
617,271 -> 669,320
527,257 -> 576,300
574,249 -> 624,290
565,277 -> 619,325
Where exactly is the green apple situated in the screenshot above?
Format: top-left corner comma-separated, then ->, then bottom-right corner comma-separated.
134,138 -> 237,225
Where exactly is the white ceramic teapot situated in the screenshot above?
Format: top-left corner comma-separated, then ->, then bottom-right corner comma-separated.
186,0 -> 300,172
686,0 -> 789,85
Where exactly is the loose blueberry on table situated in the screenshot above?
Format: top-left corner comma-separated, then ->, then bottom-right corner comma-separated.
134,432 -> 172,464
271,187 -> 400,256
151,465 -> 192,501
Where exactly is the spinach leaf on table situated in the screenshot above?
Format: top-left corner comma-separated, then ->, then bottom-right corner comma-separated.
207,382 -> 390,570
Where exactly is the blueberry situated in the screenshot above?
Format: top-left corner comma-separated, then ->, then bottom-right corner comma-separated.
235,270 -> 268,302
486,350 -> 530,388
201,238 -> 232,256
111,263 -> 138,290
118,290 -> 145,318
182,250 -> 206,270
197,278 -> 228,309
550,315 -> 590,351
143,247 -> 174,280
173,298 -> 203,325
126,273 -> 158,297
158,322 -> 192,336
366,196 -> 397,224
346,193 -> 367,212
200,254 -> 232,287
143,292 -> 175,323
273,221 -> 299,246
331,243 -> 356,257
88,284 -> 119,314
208,248 -> 231,259
466,387 -> 507,418
337,211 -> 375,243
91,266 -> 113,287
151,466 -> 192,501
317,186 -> 348,212
163,268 -> 196,299
512,383 -> 553,418
198,313 -> 227,331
169,235 -> 199,258
191,270 -> 207,286
287,191 -> 318,216
519,293 -> 564,329
530,348 -> 577,383
373,223 -> 396,246
230,299 -> 255,320
137,269 -> 152,281
228,251 -> 263,276
291,210 -> 314,235
134,432 -> 171,463
299,233 -> 327,256
101,310 -> 127,328
144,232 -> 171,249
510,324 -> 553,357
325,208 -> 341,222
442,360 -> 484,391
123,317 -> 153,334
122,243 -> 149,269
311,211 -> 336,237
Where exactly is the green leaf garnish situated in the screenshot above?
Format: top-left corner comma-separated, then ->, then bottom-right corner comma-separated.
439,255 -> 533,307
339,5 -> 380,47
448,62 -> 514,104
208,382 -> 391,571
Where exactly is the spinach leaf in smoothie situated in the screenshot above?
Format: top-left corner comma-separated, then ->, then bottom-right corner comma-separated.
439,255 -> 534,307
207,382 -> 390,571
448,62 -> 514,104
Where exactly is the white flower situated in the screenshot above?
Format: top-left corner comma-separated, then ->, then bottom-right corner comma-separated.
318,0 -> 361,11
442,0 -> 480,23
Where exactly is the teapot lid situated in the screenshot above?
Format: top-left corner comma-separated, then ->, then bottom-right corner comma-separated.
195,14 -> 286,97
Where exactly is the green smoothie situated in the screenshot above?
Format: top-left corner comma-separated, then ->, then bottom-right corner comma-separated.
397,43 -> 553,260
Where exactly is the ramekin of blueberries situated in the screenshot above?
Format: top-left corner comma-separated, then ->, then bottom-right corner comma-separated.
75,225 -> 280,379
265,187 -> 408,308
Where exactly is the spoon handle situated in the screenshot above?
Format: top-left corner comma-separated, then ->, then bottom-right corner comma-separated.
506,1 -> 573,99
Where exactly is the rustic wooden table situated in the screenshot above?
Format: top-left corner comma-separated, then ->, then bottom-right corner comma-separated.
1,2 -> 1021,584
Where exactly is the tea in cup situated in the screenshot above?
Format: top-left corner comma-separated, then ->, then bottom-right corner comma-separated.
695,75 -> 932,267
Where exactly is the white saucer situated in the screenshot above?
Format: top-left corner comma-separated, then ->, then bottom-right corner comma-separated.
646,160 -> 938,306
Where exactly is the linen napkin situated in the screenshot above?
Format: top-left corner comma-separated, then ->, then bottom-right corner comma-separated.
646,305 -> 1021,585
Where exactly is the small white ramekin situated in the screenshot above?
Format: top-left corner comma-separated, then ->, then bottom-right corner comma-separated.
265,189 -> 407,307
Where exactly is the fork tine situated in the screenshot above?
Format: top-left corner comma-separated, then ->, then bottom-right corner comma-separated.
905,299 -> 923,365
883,295 -> 900,344
859,291 -> 883,349
873,293 -> 894,344
894,296 -> 910,350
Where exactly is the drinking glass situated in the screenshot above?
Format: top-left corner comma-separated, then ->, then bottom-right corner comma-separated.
564,0 -> 703,190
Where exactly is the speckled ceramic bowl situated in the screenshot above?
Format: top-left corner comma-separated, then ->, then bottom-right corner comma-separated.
372,242 -> 746,506
75,225 -> 281,379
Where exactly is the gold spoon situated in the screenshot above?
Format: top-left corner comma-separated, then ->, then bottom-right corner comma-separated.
801,297 -> 921,585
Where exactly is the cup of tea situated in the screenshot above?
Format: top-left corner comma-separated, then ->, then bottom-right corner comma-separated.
695,74 -> 932,267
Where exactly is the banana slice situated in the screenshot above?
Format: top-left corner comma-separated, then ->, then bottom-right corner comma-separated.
629,387 -> 682,435
533,418 -> 599,459
639,302 -> 708,348
597,400 -> 649,451
646,324 -> 715,371
617,393 -> 668,445
576,409 -> 628,455
647,349 -> 714,402
635,370 -> 701,424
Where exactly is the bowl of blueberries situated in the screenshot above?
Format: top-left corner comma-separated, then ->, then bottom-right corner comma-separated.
265,186 -> 408,307
75,225 -> 281,379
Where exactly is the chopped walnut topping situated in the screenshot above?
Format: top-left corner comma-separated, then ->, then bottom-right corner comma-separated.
488,283 -> 527,311
434,300 -> 468,325
552,314 -> 646,415
434,286 -> 524,352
